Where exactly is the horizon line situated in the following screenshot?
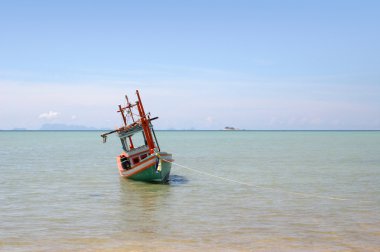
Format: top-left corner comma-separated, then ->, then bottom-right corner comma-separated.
1,129 -> 380,132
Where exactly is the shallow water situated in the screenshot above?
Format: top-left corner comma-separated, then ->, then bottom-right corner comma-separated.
1,131 -> 379,251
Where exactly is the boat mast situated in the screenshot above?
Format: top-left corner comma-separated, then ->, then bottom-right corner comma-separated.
117,105 -> 127,126
117,96 -> 135,149
135,90 -> 156,154
100,90 -> 159,150
125,95 -> 135,123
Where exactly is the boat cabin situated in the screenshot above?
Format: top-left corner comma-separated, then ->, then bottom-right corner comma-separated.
118,123 -> 159,167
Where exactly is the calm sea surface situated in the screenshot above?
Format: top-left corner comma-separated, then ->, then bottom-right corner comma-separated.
0,131 -> 379,251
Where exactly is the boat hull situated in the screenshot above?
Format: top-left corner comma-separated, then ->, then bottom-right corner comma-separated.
117,152 -> 172,182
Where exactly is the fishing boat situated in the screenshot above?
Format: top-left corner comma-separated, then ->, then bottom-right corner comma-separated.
101,90 -> 173,182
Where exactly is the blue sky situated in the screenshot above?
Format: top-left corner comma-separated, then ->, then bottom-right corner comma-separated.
0,0 -> 379,130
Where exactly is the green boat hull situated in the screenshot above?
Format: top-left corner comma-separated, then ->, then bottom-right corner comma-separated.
129,161 -> 171,182
117,153 -> 172,183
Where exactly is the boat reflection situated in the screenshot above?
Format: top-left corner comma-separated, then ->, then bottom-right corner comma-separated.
168,174 -> 189,185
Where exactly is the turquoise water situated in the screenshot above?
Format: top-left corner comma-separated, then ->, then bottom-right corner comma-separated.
0,131 -> 379,251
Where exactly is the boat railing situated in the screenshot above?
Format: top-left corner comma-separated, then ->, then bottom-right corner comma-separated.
127,145 -> 149,156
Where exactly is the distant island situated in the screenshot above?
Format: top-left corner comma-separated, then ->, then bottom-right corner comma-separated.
4,125 -> 247,131
39,123 -> 110,131
12,128 -> 28,131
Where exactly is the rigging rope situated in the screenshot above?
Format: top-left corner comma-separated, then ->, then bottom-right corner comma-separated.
162,158 -> 371,202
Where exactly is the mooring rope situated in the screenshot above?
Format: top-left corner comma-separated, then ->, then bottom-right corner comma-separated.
161,158 -> 371,202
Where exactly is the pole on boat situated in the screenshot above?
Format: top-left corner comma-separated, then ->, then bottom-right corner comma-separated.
151,125 -> 161,152
136,90 -> 156,154
117,105 -> 127,126
125,95 -> 135,122
128,136 -> 135,149
100,129 -> 118,143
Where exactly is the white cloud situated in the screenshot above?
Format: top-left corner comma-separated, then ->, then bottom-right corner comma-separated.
1,76 -> 380,130
38,111 -> 59,120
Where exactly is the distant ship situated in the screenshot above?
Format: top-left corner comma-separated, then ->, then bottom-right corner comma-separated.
224,126 -> 239,130
101,90 -> 173,182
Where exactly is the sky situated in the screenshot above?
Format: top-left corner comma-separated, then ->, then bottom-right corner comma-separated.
0,0 -> 379,130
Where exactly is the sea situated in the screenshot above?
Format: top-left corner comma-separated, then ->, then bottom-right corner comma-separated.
0,131 -> 379,252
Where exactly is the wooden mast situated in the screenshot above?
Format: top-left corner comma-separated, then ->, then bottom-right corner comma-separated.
117,105 -> 127,126
125,95 -> 135,123
135,90 -> 156,154
118,97 -> 135,149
